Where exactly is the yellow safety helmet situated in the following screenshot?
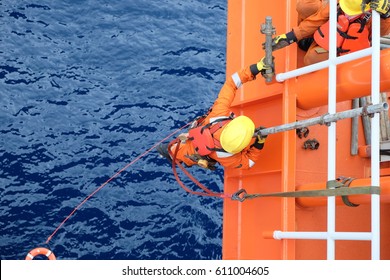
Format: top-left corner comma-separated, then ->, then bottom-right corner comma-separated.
339,0 -> 370,16
220,116 -> 255,154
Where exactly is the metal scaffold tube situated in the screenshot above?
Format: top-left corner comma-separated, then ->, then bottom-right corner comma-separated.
254,102 -> 388,137
261,16 -> 275,82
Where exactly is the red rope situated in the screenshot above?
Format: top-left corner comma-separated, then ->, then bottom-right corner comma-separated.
45,122 -> 191,244
169,140 -> 231,199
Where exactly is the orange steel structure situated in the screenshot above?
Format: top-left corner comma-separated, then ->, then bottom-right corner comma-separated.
222,0 -> 390,260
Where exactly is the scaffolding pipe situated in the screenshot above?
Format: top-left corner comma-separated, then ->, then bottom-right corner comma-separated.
255,102 -> 388,137
381,37 -> 390,45
360,97 -> 372,145
261,16 -> 275,82
351,99 -> 359,155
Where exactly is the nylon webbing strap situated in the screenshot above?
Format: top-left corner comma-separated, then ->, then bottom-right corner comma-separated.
232,180 -> 380,202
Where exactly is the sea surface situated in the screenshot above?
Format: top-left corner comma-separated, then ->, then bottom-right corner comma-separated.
0,0 -> 227,260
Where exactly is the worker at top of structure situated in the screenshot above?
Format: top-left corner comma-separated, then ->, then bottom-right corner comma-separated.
271,0 -> 390,65
296,0 -> 329,22
156,58 -> 271,171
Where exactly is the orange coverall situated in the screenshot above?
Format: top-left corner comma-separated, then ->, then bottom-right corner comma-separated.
292,2 -> 390,65
172,65 -> 264,170
296,0 -> 328,22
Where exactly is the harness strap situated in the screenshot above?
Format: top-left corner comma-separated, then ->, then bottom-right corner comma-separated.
209,118 -> 230,151
201,117 -> 231,133
337,176 -> 359,207
190,117 -> 231,154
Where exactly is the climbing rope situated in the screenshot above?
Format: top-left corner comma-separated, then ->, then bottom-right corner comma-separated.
168,139 -> 231,199
45,121 -> 192,244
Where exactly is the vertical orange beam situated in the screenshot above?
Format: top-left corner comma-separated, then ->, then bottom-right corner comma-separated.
279,0 -> 298,260
223,0 -> 297,259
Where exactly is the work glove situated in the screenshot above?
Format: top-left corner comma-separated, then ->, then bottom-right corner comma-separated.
256,57 -> 274,78
270,31 -> 297,51
370,0 -> 390,15
253,126 -> 267,150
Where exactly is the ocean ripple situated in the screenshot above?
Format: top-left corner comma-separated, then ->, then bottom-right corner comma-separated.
1,0 -> 226,260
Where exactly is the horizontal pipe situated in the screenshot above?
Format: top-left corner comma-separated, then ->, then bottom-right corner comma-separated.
295,177 -> 390,208
381,37 -> 390,45
255,102 -> 388,136
276,48 -> 372,82
294,48 -> 390,109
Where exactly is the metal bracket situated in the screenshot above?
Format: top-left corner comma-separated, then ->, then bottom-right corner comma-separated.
296,127 -> 309,138
303,138 -> 320,150
231,189 -> 248,202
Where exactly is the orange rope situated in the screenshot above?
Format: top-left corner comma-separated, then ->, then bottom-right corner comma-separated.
45,122 -> 191,244
169,139 -> 231,199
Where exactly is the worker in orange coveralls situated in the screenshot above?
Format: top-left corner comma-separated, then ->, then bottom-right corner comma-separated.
157,58 -> 271,171
296,0 -> 329,22
271,0 -> 390,65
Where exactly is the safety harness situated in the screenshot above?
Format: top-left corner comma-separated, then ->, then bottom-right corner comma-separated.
314,7 -> 371,55
188,117 -> 232,156
181,114 -> 234,169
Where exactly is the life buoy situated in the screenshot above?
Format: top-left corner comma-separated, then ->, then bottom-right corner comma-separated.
25,247 -> 56,260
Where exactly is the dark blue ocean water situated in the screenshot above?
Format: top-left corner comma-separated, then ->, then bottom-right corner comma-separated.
0,0 -> 227,260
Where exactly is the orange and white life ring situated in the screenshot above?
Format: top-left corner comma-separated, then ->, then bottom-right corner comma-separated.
25,247 -> 56,260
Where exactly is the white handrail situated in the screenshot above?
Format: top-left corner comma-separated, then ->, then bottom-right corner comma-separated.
272,231 -> 373,241
370,10 -> 381,260
326,0 -> 338,260
276,48 -> 372,82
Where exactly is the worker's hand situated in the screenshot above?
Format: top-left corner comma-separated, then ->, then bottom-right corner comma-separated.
270,31 -> 297,51
256,57 -> 274,77
370,0 -> 390,15
253,126 -> 267,150
257,132 -> 268,144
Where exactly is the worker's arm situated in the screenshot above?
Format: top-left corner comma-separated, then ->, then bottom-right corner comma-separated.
208,59 -> 271,119
292,3 -> 330,41
215,137 -> 266,170
271,3 -> 330,51
380,17 -> 390,35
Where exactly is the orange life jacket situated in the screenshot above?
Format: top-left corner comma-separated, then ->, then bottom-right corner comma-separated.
188,117 -> 231,156
314,8 -> 371,55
